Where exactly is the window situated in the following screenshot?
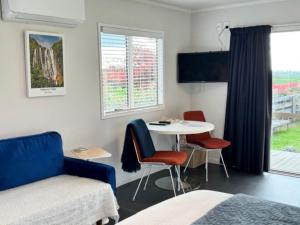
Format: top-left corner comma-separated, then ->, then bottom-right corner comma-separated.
270,30 -> 300,175
99,25 -> 164,118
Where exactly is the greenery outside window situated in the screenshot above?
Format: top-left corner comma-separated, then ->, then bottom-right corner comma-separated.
99,24 -> 164,118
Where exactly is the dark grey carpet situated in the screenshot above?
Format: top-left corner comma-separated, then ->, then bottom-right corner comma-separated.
110,164 -> 300,224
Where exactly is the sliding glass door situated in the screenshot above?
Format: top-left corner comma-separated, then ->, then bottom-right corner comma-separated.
271,31 -> 300,175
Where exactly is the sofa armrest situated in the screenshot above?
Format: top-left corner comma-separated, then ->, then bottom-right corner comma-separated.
64,157 -> 116,193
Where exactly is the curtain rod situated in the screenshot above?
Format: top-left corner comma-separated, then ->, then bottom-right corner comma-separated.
225,23 -> 300,32
226,22 -> 300,29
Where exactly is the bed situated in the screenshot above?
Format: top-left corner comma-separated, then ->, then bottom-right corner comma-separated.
117,190 -> 300,225
117,190 -> 231,225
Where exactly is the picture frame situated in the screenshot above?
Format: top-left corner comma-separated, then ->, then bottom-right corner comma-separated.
24,31 -> 65,97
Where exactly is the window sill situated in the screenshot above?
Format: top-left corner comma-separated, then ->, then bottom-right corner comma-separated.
101,105 -> 165,120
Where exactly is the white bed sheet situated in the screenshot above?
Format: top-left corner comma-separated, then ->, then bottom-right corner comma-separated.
117,190 -> 231,225
0,175 -> 119,225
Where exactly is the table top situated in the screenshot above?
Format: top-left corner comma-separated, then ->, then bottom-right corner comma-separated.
147,120 -> 215,135
65,147 -> 112,160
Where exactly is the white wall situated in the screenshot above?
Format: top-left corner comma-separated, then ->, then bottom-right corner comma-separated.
3,0 -> 298,185
190,0 -> 300,163
0,0 -> 192,186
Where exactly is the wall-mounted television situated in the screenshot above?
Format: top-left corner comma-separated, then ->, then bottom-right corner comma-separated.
177,51 -> 229,83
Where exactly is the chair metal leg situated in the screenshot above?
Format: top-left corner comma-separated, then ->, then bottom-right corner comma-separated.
183,148 -> 195,173
220,151 -> 229,178
175,166 -> 185,194
168,168 -> 176,197
177,165 -> 181,192
176,134 -> 181,192
133,167 -> 148,201
143,165 -> 152,191
205,150 -> 208,182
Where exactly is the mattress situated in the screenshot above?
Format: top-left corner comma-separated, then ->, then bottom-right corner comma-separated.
0,175 -> 119,225
117,190 -> 232,225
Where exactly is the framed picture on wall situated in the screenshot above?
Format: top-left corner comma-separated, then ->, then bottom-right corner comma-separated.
25,31 -> 65,97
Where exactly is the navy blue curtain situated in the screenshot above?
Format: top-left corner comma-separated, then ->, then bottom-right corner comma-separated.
223,25 -> 272,174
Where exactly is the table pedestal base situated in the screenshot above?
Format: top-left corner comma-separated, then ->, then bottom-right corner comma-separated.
155,176 -> 191,191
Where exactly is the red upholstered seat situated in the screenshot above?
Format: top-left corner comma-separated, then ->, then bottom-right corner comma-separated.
183,111 -> 230,182
131,129 -> 187,166
195,138 -> 231,149
184,111 -> 231,150
129,120 -> 188,201
142,151 -> 187,165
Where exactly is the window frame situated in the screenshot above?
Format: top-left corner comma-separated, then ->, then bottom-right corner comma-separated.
98,23 -> 165,119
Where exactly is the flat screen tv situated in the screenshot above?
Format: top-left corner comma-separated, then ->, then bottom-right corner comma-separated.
177,51 -> 229,83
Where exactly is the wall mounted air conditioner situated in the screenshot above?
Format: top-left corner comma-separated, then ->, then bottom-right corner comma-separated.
1,0 -> 85,28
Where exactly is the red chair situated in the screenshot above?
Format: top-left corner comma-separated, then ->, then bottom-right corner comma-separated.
183,111 -> 230,182
130,128 -> 187,201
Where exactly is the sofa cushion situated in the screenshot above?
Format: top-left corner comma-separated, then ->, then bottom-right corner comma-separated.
0,132 -> 64,191
0,175 -> 119,225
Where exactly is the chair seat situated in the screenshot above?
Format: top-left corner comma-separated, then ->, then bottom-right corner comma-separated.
191,138 -> 231,149
142,151 -> 187,165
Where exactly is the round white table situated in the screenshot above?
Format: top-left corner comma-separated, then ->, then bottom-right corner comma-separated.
147,120 -> 215,191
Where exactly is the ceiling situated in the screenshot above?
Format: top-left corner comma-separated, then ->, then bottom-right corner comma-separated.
135,0 -> 286,12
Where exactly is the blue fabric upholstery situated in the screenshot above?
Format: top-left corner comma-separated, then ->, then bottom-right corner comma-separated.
64,157 -> 116,193
0,132 -> 117,193
0,132 -> 64,191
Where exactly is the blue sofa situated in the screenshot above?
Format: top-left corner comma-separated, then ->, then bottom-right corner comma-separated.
0,131 -> 118,224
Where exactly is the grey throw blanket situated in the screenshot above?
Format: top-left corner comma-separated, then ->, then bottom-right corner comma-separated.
192,194 -> 300,225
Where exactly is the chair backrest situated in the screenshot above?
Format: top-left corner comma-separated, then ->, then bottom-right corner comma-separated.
129,119 -> 156,160
184,111 -> 211,144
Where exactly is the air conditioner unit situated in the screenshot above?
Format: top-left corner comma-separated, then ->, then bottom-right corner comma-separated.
1,0 -> 85,28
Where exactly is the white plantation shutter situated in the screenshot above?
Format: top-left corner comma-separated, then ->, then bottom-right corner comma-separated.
99,25 -> 164,117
